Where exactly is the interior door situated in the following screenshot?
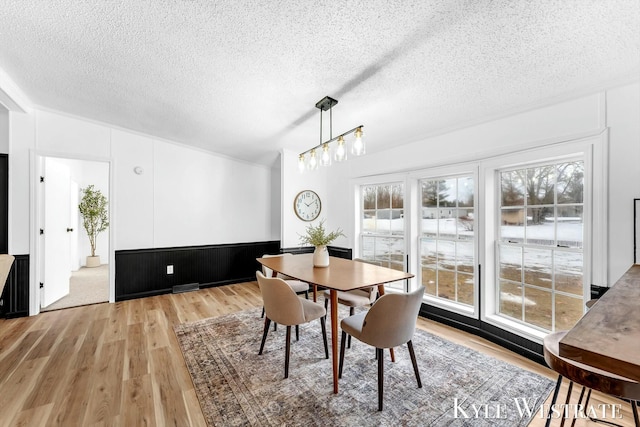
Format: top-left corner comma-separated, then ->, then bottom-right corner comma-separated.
42,158 -> 72,307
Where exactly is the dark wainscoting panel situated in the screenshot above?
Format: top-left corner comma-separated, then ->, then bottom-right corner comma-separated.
1,154 -> 7,254
0,254 -> 30,318
281,246 -> 353,259
115,241 -> 280,301
419,303 -> 545,364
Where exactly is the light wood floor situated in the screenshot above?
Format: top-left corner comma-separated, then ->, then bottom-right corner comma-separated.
0,282 -> 636,426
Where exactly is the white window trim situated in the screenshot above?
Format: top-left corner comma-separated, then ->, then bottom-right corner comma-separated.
352,173 -> 415,292
350,129 -> 608,343
409,164 -> 480,318
480,132 -> 607,343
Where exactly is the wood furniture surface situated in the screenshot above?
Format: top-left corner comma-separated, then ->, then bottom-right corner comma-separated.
559,265 -> 640,383
257,253 -> 414,394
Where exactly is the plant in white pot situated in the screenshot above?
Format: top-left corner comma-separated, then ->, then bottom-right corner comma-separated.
78,185 -> 109,268
299,219 -> 345,267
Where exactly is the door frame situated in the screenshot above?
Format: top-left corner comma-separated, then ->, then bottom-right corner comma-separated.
29,149 -> 115,315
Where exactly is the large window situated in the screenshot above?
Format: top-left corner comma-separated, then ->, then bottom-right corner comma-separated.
497,160 -> 584,332
355,137 -> 602,340
420,175 -> 475,308
360,183 -> 405,290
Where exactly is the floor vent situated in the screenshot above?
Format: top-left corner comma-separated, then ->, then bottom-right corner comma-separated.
172,283 -> 200,294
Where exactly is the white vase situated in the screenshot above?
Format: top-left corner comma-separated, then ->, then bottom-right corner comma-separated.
313,245 -> 329,268
86,255 -> 101,268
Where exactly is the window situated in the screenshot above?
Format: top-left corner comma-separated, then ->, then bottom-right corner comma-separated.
420,175 -> 476,308
355,135 -> 604,342
360,183 -> 406,290
497,160 -> 584,332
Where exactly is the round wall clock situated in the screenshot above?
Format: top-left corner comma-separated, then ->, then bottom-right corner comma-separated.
294,190 -> 321,221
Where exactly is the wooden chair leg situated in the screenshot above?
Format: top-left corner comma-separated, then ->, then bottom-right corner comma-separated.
407,340 -> 421,388
261,306 -> 265,318
296,324 -> 299,341
377,348 -> 384,411
339,330 -> 347,378
320,316 -> 328,359
259,317 -> 271,355
347,307 -> 354,349
285,326 -> 292,379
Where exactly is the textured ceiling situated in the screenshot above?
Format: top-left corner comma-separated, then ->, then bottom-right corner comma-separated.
0,1 -> 638,166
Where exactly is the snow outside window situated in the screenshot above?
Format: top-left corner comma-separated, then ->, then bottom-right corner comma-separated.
360,183 -> 406,290
497,160 -> 584,332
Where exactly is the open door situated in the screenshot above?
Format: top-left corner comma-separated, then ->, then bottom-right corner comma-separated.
42,157 -> 72,307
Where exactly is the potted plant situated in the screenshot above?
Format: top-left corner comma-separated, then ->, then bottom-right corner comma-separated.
78,185 -> 109,268
299,219 -> 345,267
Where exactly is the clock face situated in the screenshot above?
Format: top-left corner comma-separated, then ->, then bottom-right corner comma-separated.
294,190 -> 321,221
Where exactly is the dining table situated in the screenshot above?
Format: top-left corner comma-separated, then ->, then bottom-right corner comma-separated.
558,264 -> 640,383
256,253 -> 414,394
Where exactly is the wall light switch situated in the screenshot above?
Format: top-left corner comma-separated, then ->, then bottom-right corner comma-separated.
167,265 -> 174,274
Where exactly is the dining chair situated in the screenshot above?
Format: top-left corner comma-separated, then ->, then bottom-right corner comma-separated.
339,286 -> 425,411
322,258 -> 380,348
261,253 -> 310,319
0,254 -> 15,297
256,271 -> 329,378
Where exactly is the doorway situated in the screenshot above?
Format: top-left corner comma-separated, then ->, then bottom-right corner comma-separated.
38,156 -> 110,311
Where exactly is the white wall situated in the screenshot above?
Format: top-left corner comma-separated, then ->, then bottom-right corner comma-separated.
280,148 -> 349,248
0,108 -> 8,153
8,109 -> 277,256
282,83 -> 640,286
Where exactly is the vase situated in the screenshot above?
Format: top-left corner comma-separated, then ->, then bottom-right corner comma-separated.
313,245 -> 329,267
86,255 -> 101,268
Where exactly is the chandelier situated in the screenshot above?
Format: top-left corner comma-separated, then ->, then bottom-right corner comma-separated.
298,96 -> 364,172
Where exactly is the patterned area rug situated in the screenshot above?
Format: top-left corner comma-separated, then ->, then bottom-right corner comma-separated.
174,308 -> 554,426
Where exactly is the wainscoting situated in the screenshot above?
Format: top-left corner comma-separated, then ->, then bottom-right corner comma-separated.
0,254 -> 30,318
115,243 -> 353,301
115,241 -> 283,301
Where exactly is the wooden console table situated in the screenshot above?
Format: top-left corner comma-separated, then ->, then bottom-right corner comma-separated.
559,265 -> 640,382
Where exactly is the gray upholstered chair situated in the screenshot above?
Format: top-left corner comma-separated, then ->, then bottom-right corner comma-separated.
256,271 -> 329,378
0,255 -> 15,298
322,258 -> 379,348
261,253 -> 310,319
339,286 -> 425,411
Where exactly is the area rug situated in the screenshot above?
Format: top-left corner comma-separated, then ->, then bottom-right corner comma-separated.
174,307 -> 554,426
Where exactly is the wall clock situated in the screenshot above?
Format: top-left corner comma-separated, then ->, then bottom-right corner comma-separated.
294,190 -> 321,221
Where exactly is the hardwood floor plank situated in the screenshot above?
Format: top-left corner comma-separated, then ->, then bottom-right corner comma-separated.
122,375 -> 156,426
0,329 -> 45,382
0,357 -> 48,427
150,346 -> 190,426
125,322 -> 148,380
22,335 -> 80,409
7,403 -> 52,427
73,317 -> 108,370
85,340 -> 125,425
46,365 -> 93,426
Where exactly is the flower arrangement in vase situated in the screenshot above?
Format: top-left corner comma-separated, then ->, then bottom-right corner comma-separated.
299,219 -> 345,267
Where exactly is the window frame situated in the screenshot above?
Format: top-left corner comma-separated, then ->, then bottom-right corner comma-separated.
353,174 -> 413,292
480,135 -> 605,342
351,132 -> 607,344
411,164 -> 480,318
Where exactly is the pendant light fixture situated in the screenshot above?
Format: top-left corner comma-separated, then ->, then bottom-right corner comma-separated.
298,96 -> 364,172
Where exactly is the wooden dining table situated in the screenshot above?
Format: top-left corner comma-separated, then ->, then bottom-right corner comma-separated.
558,264 -> 640,382
256,253 -> 414,393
